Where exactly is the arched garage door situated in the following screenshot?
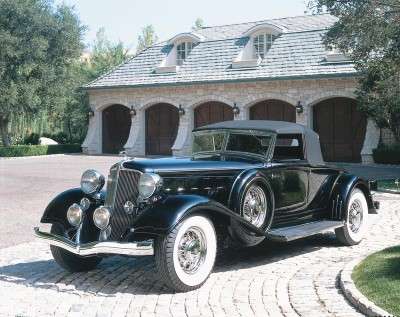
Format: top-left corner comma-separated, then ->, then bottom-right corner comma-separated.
194,102 -> 234,128
145,103 -> 179,156
250,99 -> 296,122
313,97 -> 367,162
102,104 -> 131,154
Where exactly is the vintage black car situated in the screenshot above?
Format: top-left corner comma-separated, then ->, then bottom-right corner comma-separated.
35,120 -> 378,292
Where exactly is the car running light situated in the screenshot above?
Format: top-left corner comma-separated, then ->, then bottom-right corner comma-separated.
67,203 -> 83,227
93,206 -> 111,230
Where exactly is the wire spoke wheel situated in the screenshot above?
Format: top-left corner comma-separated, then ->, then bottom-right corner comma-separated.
177,227 -> 207,274
242,185 -> 267,228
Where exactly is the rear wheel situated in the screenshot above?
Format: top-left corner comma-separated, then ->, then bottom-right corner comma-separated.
155,215 -> 217,292
335,189 -> 369,246
50,224 -> 102,272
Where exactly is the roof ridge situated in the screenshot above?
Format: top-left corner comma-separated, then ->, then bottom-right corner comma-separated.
199,13 -> 332,30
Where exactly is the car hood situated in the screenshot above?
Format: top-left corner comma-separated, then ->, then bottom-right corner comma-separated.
122,155 -> 264,173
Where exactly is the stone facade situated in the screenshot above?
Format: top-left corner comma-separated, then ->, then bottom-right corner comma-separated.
82,76 -> 380,163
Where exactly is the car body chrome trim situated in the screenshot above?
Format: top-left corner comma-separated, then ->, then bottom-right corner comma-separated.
34,227 -> 154,256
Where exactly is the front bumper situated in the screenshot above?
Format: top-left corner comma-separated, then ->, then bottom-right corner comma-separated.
34,227 -> 154,256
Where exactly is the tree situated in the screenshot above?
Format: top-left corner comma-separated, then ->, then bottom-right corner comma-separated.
0,0 -> 85,146
193,18 -> 204,30
309,0 -> 400,142
136,25 -> 158,54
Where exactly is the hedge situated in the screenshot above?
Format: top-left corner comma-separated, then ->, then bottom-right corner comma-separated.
0,144 -> 81,157
373,144 -> 400,164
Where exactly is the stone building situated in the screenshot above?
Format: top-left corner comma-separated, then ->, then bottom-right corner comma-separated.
82,13 -> 380,163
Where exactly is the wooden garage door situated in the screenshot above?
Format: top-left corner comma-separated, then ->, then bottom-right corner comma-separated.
194,102 -> 234,128
313,97 -> 367,162
102,104 -> 131,154
146,103 -> 179,156
250,99 -> 296,122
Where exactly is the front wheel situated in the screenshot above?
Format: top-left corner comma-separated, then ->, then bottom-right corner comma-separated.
50,224 -> 102,272
335,189 -> 369,246
155,215 -> 217,292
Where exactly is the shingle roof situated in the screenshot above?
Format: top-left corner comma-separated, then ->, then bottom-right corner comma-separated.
85,14 -> 356,89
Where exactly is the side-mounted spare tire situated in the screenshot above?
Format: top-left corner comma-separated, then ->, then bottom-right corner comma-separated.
229,177 -> 274,247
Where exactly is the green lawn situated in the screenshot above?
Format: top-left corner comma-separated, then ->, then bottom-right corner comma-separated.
352,246 -> 400,316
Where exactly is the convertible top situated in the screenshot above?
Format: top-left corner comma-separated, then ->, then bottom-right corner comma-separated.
193,120 -> 325,165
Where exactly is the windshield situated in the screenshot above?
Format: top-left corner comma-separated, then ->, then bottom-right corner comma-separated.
192,130 -> 273,159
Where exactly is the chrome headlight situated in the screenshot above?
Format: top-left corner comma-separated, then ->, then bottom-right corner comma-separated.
93,206 -> 111,230
80,169 -> 105,195
67,203 -> 83,227
138,173 -> 163,200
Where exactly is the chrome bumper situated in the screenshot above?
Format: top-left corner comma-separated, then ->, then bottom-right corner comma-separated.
34,227 -> 154,256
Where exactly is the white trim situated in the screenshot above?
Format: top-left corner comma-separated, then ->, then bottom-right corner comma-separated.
242,23 -> 286,37
167,32 -> 204,45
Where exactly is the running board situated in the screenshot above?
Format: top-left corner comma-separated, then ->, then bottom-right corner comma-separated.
267,220 -> 344,242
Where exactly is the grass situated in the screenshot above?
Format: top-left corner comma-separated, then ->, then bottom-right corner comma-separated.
377,179 -> 400,193
352,246 -> 400,316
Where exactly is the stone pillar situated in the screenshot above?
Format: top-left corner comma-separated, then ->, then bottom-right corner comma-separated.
81,108 -> 102,154
234,103 -> 248,120
172,106 -> 193,157
361,119 -> 380,164
125,107 -> 146,157
296,102 -> 308,126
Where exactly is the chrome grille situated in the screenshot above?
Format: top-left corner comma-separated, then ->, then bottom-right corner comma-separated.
104,165 -> 141,240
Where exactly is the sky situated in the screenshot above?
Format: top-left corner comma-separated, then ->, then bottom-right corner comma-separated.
54,0 -> 309,51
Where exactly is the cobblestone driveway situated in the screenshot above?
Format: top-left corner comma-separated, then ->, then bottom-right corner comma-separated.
0,194 -> 398,317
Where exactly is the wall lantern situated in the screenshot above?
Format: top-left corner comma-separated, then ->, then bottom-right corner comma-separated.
178,104 -> 185,116
129,107 -> 137,117
233,103 -> 240,115
296,101 -> 304,114
88,110 -> 94,117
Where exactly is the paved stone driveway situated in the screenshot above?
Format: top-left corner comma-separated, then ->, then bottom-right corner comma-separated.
0,194 -> 398,317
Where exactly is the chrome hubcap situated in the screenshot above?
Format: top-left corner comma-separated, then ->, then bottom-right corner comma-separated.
243,185 -> 267,228
349,199 -> 363,233
178,227 -> 207,274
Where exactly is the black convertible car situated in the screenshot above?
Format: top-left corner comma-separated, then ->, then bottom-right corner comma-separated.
35,120 -> 378,292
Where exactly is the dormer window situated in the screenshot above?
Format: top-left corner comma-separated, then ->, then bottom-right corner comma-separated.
232,23 -> 286,69
176,42 -> 194,65
253,33 -> 277,59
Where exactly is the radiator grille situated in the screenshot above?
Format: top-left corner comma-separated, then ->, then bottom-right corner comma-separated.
104,165 -> 141,240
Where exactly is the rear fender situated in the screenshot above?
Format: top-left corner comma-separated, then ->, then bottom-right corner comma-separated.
131,194 -> 265,237
330,173 -> 376,221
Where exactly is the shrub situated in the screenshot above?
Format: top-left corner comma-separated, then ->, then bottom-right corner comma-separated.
23,133 -> 40,145
373,144 -> 400,164
0,144 -> 81,157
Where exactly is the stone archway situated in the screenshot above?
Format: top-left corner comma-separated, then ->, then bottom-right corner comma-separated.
194,101 -> 234,128
249,99 -> 296,122
102,104 -> 131,154
145,103 -> 179,156
313,97 -> 367,162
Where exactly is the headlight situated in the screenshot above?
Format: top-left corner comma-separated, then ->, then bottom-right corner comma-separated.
80,169 -> 105,195
138,173 -> 163,200
67,203 -> 83,227
93,206 -> 111,230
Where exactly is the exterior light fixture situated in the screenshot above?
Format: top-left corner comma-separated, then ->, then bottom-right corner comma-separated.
178,104 -> 185,116
130,107 -> 137,117
233,103 -> 240,115
88,110 -> 94,117
296,101 -> 304,114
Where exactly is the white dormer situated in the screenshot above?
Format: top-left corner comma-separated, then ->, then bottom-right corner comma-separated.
155,33 -> 204,74
325,46 -> 351,63
232,23 -> 286,69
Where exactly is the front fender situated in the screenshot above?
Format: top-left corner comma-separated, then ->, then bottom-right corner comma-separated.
131,194 -> 265,237
330,173 -> 375,221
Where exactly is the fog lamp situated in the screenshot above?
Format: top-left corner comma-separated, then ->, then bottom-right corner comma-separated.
93,206 -> 111,230
67,203 -> 83,227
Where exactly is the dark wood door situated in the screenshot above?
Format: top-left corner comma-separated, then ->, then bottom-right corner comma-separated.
102,104 -> 131,154
146,103 -> 179,156
194,102 -> 234,128
313,97 -> 367,162
250,99 -> 296,122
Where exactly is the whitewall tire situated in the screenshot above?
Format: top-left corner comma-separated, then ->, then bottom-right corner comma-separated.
155,215 -> 217,292
335,189 -> 369,245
